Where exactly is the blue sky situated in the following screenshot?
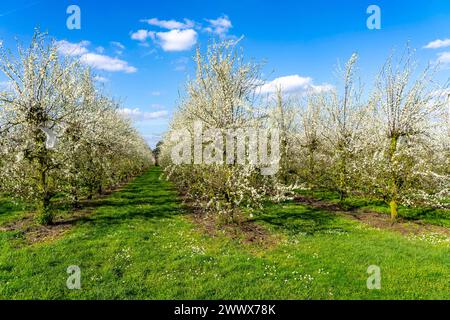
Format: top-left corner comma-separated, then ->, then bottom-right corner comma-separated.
1,0 -> 450,147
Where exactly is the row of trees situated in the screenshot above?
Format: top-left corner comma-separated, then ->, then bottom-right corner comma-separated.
0,32 -> 154,224
160,42 -> 298,222
291,51 -> 449,220
160,41 -> 449,222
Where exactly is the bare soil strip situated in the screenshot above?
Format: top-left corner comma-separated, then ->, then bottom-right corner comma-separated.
0,183 -> 129,244
190,212 -> 281,248
294,196 -> 450,237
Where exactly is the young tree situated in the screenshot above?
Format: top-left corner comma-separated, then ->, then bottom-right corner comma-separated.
321,54 -> 367,200
371,50 -> 449,221
0,31 -> 82,223
267,88 -> 298,184
295,92 -> 327,187
162,40 -> 295,221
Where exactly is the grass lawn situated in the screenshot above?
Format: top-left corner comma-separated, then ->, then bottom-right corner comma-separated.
0,167 -> 449,299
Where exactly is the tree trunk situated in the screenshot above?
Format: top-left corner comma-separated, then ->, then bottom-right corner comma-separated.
388,135 -> 399,222
36,169 -> 53,225
390,198 -> 398,222
338,153 -> 347,202
308,147 -> 316,188
35,132 -> 53,225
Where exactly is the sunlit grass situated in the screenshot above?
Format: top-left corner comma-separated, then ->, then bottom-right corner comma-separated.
0,168 -> 448,299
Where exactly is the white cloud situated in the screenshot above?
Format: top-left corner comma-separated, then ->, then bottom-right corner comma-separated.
117,108 -> 169,121
80,53 -> 137,73
172,57 -> 189,71
436,51 -> 450,65
151,91 -> 161,96
142,133 -> 163,148
111,41 -> 125,50
96,46 -> 105,54
258,75 -> 311,94
310,84 -> 335,93
56,40 -> 90,56
93,76 -> 109,83
151,103 -> 165,109
110,41 -> 125,55
156,29 -> 197,52
424,39 -> 450,49
57,40 -> 137,73
258,75 -> 333,95
430,88 -> 450,101
142,18 -> 195,30
205,15 -> 232,37
131,29 -> 155,42
0,80 -> 13,91
132,15 -> 233,50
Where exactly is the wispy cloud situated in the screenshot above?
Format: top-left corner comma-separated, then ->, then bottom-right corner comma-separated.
0,80 -> 13,91
111,41 -> 125,50
93,75 -> 109,83
142,133 -> 163,148
0,1 -> 41,17
172,57 -> 189,71
111,41 -> 125,55
56,40 -> 90,56
204,15 -> 232,38
436,51 -> 450,66
141,18 -> 196,30
117,108 -> 169,121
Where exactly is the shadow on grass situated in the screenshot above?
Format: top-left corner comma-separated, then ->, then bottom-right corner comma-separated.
254,202 -> 346,236
54,168 -> 185,228
296,188 -> 450,227
0,197 -> 29,226
0,200 -> 24,216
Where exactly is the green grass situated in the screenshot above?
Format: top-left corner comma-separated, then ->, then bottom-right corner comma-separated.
0,167 -> 449,299
297,189 -> 450,228
0,196 -> 28,226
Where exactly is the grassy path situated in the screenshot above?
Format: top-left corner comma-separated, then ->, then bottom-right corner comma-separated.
0,167 -> 449,299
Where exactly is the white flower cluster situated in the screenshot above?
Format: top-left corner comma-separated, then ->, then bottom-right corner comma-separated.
160,41 -> 449,221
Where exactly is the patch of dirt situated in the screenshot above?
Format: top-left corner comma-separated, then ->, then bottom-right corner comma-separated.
0,206 -> 95,245
294,196 -> 450,238
346,210 -> 450,237
294,195 -> 346,212
0,181 -> 131,245
190,211 -> 281,248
